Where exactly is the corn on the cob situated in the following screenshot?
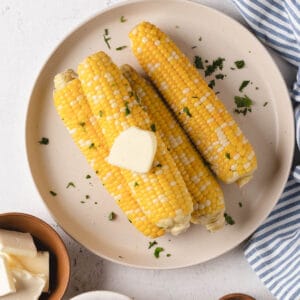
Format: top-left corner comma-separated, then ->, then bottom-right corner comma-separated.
121,64 -> 225,231
129,21 -> 257,186
78,51 -> 194,235
53,70 -> 165,238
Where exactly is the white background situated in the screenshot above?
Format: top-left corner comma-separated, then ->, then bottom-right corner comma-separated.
0,0 -> 297,299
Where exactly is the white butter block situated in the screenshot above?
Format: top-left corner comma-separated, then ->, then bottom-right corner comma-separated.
0,229 -> 37,257
0,269 -> 46,300
107,126 -> 157,173
16,251 -> 49,292
0,255 -> 16,296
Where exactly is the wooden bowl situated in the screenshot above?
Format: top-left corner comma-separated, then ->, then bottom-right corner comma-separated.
0,212 -> 70,299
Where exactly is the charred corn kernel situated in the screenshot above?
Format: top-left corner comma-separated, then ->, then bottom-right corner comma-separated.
129,21 -> 257,185
121,64 -> 225,231
78,51 -> 193,235
53,70 -> 164,238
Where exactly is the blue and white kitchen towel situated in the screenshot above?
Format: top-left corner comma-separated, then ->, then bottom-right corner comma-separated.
232,1 -> 300,299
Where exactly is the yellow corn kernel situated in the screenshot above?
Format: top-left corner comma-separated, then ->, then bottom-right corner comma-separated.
53,70 -> 164,238
78,51 -> 194,235
121,64 -> 225,231
129,21 -> 257,185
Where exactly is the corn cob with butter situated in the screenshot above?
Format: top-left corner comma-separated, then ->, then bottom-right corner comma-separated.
78,51 -> 194,235
129,21 -> 257,186
121,64 -> 225,231
53,70 -> 164,238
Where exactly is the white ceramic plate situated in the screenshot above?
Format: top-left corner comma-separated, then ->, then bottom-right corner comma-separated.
70,290 -> 131,300
26,0 -> 294,269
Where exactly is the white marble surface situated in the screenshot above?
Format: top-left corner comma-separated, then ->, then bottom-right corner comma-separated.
0,0 -> 297,299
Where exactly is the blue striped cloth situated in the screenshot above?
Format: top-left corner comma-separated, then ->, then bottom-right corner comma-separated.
231,1 -> 300,299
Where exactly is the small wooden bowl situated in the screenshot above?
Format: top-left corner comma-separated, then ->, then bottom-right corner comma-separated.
219,293 -> 256,300
0,212 -> 70,300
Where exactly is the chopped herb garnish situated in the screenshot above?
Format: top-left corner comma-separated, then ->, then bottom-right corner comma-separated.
125,101 -> 131,116
156,163 -> 162,168
230,67 -> 236,70
225,153 -> 231,159
183,106 -> 192,117
150,124 -> 156,132
192,96 -> 198,99
38,137 -> 49,145
256,87 -> 259,90
154,247 -> 164,258
128,219 -> 132,223
134,182 -> 139,187
86,174 -> 91,179
198,37 -> 202,41
205,57 -> 225,77
239,80 -> 250,92
239,202 -> 243,207
99,110 -> 103,117
49,190 -> 57,196
120,16 -> 127,23
116,45 -> 127,51
224,213 -> 235,225
234,60 -> 245,69
118,255 -> 124,259
108,211 -> 116,221
215,74 -> 225,80
89,143 -> 95,149
234,95 -> 253,108
194,55 -> 204,69
79,122 -> 85,127
103,28 -> 111,49
208,79 -> 215,89
66,182 -> 75,188
94,202 -> 98,205
85,195 -> 90,199
148,241 -> 157,249
166,253 -> 171,257
175,25 -> 180,29
80,201 -> 85,204
215,91 -> 220,95
191,46 -> 197,49
263,102 -> 268,107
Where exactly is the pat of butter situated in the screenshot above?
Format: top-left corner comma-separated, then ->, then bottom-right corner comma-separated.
0,229 -> 37,257
0,269 -> 45,300
107,126 -> 157,173
15,251 -> 49,292
0,255 -> 16,296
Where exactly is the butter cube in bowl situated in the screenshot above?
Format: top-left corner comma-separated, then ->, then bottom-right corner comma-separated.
0,212 -> 70,299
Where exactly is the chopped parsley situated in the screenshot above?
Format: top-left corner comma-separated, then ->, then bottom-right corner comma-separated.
208,79 -> 215,89
255,87 -> 259,90
230,67 -> 235,70
198,37 -> 202,41
79,122 -> 85,127
156,163 -> 162,168
103,28 -> 111,49
86,174 -> 91,179
154,247 -> 164,258
85,195 -> 90,199
80,201 -> 85,204
191,46 -> 197,49
263,102 -> 268,107
120,16 -> 127,23
108,211 -> 116,221
239,202 -> 243,207
166,253 -> 171,257
194,56 -> 204,69
234,95 -> 253,115
128,219 -> 132,223
225,153 -> 231,159
94,202 -> 98,205
205,57 -> 225,77
148,241 -> 157,249
234,60 -> 245,69
224,213 -> 235,225
116,45 -> 127,51
215,74 -> 225,80
183,106 -> 192,117
134,182 -> 139,187
89,143 -> 95,149
125,101 -> 131,116
239,80 -> 250,92
49,190 -> 57,196
150,124 -> 156,132
66,182 -> 75,188
99,110 -> 103,117
38,137 -> 49,145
